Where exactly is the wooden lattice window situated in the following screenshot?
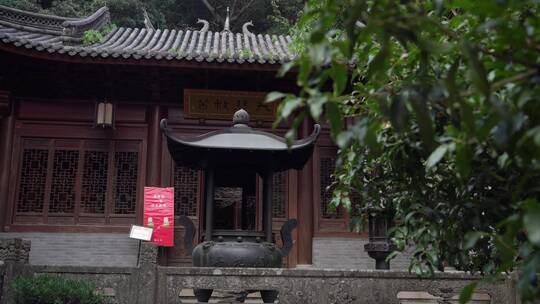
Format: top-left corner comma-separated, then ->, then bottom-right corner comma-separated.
272,171 -> 287,218
15,138 -> 141,224
320,155 -> 344,219
173,165 -> 198,216
49,149 -> 79,213
81,151 -> 108,214
17,147 -> 48,213
113,151 -> 138,214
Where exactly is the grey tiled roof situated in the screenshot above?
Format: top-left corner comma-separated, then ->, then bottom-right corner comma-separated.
0,5 -> 295,65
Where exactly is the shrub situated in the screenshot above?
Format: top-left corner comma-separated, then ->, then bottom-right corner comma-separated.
11,275 -> 106,304
82,29 -> 103,45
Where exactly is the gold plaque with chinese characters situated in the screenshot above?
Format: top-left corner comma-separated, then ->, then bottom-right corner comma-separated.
184,89 -> 276,121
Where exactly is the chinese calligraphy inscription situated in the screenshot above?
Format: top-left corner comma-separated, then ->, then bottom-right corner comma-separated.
184,89 -> 276,121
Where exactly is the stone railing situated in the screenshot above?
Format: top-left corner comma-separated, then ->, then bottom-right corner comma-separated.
0,238 -> 517,304
157,267 -> 515,304
0,264 -> 517,304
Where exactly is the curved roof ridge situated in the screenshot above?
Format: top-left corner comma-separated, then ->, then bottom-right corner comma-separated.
0,4 -> 74,34
0,5 -> 75,22
0,5 -> 297,66
0,5 -> 110,45
62,6 -> 110,40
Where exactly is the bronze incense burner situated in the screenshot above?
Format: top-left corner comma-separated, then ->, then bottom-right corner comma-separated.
161,109 -> 319,302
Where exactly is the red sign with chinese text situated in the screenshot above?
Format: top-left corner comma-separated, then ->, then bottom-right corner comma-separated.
143,187 -> 174,247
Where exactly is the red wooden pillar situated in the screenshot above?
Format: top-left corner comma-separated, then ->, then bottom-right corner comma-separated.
0,92 -> 14,231
146,71 -> 163,188
296,118 -> 315,266
146,104 -> 163,187
146,80 -> 168,266
287,169 -> 299,268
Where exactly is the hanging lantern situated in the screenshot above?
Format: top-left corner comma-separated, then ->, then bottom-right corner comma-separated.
95,100 -> 114,128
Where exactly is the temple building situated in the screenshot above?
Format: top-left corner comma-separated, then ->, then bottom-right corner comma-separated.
0,5 -> 409,269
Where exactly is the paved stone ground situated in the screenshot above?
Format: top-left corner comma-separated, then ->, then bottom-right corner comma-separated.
0,232 -> 139,267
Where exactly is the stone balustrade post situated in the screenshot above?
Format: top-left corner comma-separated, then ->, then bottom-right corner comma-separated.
0,238 -> 30,264
138,241 -> 158,266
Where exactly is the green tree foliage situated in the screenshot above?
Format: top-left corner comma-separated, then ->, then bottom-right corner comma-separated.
0,0 -> 42,11
0,0 -> 302,33
267,0 -> 304,34
269,0 -> 540,302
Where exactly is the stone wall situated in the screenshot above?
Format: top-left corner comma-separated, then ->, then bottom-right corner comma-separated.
0,233 -> 139,267
0,233 -> 413,271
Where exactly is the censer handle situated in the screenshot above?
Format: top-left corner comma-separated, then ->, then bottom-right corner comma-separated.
178,215 -> 196,256
279,218 -> 298,257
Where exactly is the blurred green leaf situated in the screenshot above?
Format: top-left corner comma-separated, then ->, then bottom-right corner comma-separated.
325,101 -> 342,139
390,95 -> 409,131
464,231 -> 485,250
278,61 -> 295,78
455,143 -> 472,179
297,55 -> 313,86
425,144 -> 450,169
462,40 -> 490,99
331,64 -> 348,96
265,92 -> 287,103
367,38 -> 390,81
459,282 -> 478,304
308,94 -> 327,120
410,95 -> 436,150
281,97 -> 303,118
523,199 -> 540,246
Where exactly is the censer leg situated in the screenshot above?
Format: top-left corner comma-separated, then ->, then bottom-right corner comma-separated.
260,290 -> 278,303
194,289 -> 213,303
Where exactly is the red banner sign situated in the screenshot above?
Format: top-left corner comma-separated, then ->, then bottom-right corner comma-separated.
143,187 -> 174,247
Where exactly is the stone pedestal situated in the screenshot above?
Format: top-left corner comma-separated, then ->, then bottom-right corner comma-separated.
364,242 -> 396,270
138,242 -> 158,266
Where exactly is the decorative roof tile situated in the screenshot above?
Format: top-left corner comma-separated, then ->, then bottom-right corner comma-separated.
0,5 -> 296,66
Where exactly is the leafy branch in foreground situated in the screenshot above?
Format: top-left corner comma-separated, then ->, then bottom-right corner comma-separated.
268,0 -> 540,302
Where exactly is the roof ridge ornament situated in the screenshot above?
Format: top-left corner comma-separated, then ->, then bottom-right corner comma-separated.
232,109 -> 249,127
242,21 -> 253,36
197,19 -> 209,32
143,8 -> 155,30
222,7 -> 231,33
